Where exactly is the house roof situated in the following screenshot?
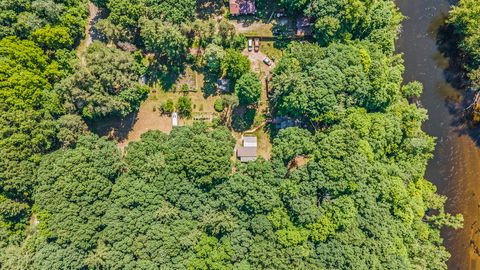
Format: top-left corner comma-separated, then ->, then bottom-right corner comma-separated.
230,0 -> 256,15
243,136 -> 257,146
237,146 -> 257,157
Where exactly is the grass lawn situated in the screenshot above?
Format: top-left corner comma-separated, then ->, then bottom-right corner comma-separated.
154,89 -> 219,116
260,41 -> 283,61
232,19 -> 275,37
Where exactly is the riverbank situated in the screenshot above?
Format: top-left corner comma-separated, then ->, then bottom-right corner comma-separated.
396,0 -> 480,269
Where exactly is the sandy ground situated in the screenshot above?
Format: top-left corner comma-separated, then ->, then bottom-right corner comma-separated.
117,99 -> 175,149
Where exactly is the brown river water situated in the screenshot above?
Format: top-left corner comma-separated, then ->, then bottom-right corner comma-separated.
396,0 -> 480,269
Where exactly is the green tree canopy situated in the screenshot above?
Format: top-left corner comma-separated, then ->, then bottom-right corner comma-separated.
306,0 -> 403,52
56,41 -> 148,119
235,72 -> 262,106
0,0 -> 87,42
30,24 -> 73,51
177,96 -> 193,118
140,19 -> 188,66
204,43 -> 226,77
31,135 -> 123,269
449,0 -> 480,89
272,41 -> 403,124
222,49 -> 250,82
0,37 -> 62,239
0,36 -> 61,113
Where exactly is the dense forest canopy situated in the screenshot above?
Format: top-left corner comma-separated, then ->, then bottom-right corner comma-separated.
56,41 -> 148,118
271,0 -> 403,51
0,0 -> 463,269
449,0 -> 480,89
272,41 -> 406,124
0,0 -> 87,46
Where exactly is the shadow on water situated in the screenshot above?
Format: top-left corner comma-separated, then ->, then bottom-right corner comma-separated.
436,15 -> 480,148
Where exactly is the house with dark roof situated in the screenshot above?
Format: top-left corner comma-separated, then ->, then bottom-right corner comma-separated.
230,0 -> 256,16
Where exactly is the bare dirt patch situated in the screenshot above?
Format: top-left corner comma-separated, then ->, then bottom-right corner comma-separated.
116,98 -> 175,149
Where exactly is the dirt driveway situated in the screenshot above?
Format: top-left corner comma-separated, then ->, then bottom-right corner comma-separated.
243,47 -> 274,112
243,48 -> 275,74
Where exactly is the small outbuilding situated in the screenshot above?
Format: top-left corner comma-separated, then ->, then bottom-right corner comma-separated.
243,136 -> 257,147
229,0 -> 256,16
237,136 -> 257,162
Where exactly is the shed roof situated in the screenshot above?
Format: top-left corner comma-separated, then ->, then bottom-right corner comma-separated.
237,146 -> 257,157
243,136 -> 257,145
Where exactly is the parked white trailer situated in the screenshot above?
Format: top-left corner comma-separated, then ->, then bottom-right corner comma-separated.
172,112 -> 178,127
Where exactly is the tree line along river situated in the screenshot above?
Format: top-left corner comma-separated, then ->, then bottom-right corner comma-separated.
396,0 -> 480,269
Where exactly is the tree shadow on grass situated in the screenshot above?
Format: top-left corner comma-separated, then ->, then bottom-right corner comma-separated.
145,61 -> 187,91
231,106 -> 256,132
87,112 -> 137,142
203,75 -> 219,98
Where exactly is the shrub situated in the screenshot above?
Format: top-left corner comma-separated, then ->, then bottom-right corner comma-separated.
181,84 -> 190,93
160,98 -> 175,114
235,72 -> 262,105
214,98 -> 224,112
177,96 -> 193,118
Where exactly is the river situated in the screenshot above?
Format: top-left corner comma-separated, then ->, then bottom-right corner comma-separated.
396,0 -> 480,269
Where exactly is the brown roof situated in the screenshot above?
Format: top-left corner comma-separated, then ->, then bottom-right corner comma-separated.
237,146 -> 257,157
230,0 -> 256,15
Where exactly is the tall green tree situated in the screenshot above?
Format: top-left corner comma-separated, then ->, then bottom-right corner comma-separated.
272,41 -> 403,124
221,49 -> 250,82
177,96 -> 193,118
449,0 -> 480,89
306,0 -> 403,52
56,41 -> 148,119
140,19 -> 188,66
31,136 -> 123,269
0,37 -> 61,242
235,72 -> 262,106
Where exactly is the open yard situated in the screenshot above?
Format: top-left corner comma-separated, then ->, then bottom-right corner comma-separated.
117,88 -> 220,149
115,67 -> 221,148
232,19 -> 275,37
